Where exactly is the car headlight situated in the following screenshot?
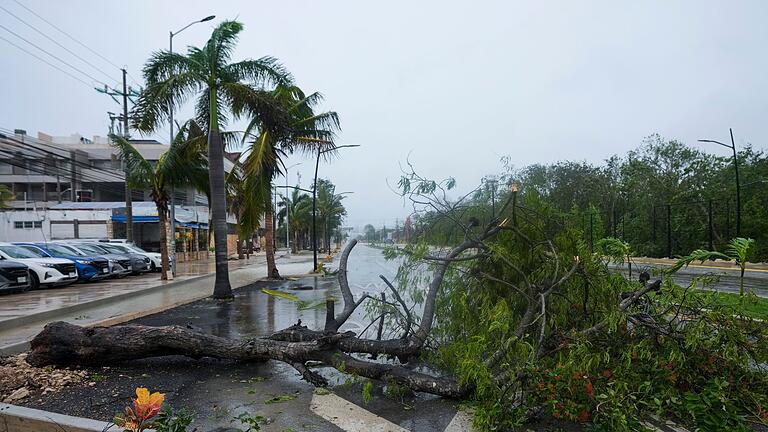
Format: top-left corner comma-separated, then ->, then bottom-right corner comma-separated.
76,259 -> 94,265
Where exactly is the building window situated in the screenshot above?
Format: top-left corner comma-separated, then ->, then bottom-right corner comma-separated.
14,221 -> 42,229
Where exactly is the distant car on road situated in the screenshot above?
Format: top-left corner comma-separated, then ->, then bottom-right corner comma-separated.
0,243 -> 77,290
14,243 -> 110,282
0,259 -> 30,294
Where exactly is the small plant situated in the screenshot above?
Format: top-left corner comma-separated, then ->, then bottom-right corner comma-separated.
153,407 -> 194,432
114,387 -> 166,432
362,380 -> 374,405
232,412 -> 266,432
669,237 -> 755,295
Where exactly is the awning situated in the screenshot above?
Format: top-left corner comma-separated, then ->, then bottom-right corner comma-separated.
111,215 -> 208,229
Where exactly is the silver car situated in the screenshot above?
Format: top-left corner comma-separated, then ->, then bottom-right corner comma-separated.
60,242 -> 133,278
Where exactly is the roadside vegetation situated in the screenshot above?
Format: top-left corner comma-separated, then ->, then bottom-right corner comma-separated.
373,166 -> 768,431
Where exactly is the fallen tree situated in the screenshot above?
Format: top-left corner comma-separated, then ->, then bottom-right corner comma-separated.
26,187 -> 585,399
25,167 -> 768,431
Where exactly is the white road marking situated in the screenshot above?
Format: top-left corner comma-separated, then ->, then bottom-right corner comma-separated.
444,409 -> 474,431
310,392 -> 409,432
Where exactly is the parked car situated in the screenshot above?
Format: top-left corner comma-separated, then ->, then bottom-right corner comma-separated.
81,243 -> 151,274
0,243 -> 77,290
14,243 -> 111,282
0,259 -> 31,294
56,242 -> 132,278
98,242 -> 161,272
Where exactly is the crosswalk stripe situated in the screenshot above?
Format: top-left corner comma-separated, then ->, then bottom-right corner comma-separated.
310,392 -> 409,432
444,409 -> 474,431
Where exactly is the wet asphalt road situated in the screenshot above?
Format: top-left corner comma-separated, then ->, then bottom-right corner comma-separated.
613,262 -> 768,296
22,244 -> 460,432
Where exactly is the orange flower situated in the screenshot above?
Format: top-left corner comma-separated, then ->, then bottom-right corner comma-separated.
602,369 -> 613,378
133,387 -> 165,420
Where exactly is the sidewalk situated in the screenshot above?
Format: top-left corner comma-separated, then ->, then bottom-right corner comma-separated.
0,252 -> 315,355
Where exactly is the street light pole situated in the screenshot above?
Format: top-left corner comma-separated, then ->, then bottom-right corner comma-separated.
312,144 -> 360,272
698,128 -> 741,237
168,15 -> 215,276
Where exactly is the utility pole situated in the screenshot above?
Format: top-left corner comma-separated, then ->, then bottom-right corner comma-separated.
121,69 -> 133,243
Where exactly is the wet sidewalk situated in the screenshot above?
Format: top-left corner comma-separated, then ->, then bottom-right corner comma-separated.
0,251 -> 315,354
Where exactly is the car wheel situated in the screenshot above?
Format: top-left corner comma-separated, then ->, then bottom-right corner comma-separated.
29,272 -> 40,290
150,262 -> 157,272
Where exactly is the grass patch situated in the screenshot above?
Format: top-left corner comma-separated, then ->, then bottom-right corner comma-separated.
706,291 -> 768,319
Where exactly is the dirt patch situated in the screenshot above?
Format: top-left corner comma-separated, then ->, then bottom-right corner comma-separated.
0,353 -> 89,404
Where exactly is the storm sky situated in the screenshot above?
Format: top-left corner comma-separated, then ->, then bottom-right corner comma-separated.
1,1 -> 766,228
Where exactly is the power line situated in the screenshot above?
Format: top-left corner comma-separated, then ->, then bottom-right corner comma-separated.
0,23 -> 107,87
11,0 -> 123,71
0,34 -> 92,88
0,4 -> 119,85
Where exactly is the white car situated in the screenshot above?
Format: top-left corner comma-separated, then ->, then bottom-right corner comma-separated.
100,242 -> 162,272
0,243 -> 78,290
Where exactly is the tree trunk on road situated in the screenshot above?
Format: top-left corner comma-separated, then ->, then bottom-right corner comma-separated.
265,208 -> 280,279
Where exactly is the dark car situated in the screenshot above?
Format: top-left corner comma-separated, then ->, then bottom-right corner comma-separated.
0,259 -> 30,294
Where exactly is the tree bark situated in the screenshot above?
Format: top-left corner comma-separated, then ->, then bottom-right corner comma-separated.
157,199 -> 170,281
27,321 -> 466,398
208,88 -> 233,300
265,208 -> 280,279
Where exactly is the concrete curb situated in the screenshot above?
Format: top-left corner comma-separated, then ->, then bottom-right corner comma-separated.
0,403 -> 131,432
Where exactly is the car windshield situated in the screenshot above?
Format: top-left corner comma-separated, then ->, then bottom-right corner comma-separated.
46,244 -> 84,257
127,244 -> 148,253
75,244 -> 108,255
0,245 -> 43,259
17,245 -> 48,257
100,244 -> 127,254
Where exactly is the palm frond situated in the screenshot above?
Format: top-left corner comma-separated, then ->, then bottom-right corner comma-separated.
108,134 -> 154,189
726,237 -> 755,263
668,249 -> 730,275
224,57 -> 293,88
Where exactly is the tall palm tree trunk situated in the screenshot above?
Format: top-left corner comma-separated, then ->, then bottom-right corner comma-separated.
293,229 -> 299,254
265,208 -> 280,279
157,199 -> 170,281
208,89 -> 233,299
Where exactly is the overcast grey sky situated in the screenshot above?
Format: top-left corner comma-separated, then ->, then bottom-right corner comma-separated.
1,1 -> 766,228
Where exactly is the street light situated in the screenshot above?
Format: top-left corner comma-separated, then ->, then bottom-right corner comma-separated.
312,144 -> 360,271
167,15 -> 215,276
698,128 -> 741,237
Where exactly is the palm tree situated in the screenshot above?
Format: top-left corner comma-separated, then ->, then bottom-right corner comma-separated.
132,20 -> 291,298
226,162 -> 270,258
669,237 -> 755,296
240,85 -> 340,278
110,122 -> 209,280
277,188 -> 312,253
316,179 -> 347,253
